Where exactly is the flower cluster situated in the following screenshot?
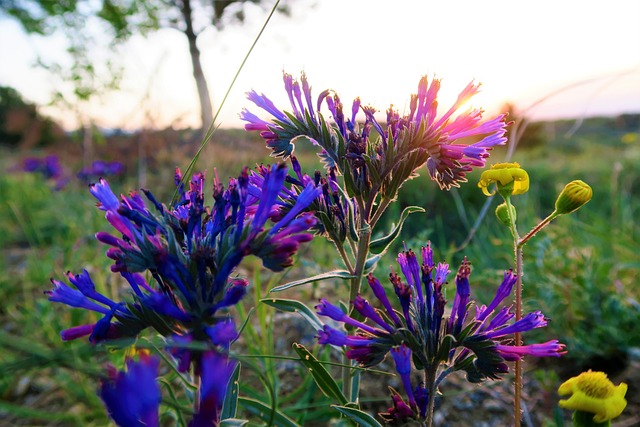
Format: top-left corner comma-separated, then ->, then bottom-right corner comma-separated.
241,72 -> 509,193
99,350 -> 237,427
77,160 -> 125,183
316,243 -> 565,423
20,154 -> 68,189
249,156 -> 354,245
47,163 -> 319,426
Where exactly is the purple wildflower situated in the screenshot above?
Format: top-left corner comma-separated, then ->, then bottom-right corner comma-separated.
496,340 -> 566,360
316,242 -> 565,423
99,353 -> 161,427
190,350 -> 237,427
390,344 -> 416,406
242,72 -> 508,192
51,163 -> 318,427
379,388 -> 417,425
20,154 -> 68,189
49,164 -> 317,355
78,160 -> 125,183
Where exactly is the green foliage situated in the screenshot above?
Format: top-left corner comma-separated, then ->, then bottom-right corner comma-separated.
2,114 -> 638,424
0,180 -> 122,426
525,215 -> 640,366
0,86 -> 61,147
0,173 -> 105,247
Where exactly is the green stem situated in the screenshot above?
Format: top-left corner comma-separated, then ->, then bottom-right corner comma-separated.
341,352 -> 351,403
425,365 -> 438,427
349,222 -> 372,304
335,239 -> 355,274
572,410 -> 611,427
172,0 -> 281,204
350,195 -> 371,303
369,197 -> 392,229
342,196 -> 372,400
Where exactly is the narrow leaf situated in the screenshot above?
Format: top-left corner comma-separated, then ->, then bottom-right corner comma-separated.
332,405 -> 384,427
350,370 -> 361,403
369,206 -> 425,255
293,343 -> 348,405
221,363 -> 241,420
238,397 -> 301,427
270,270 -> 354,293
260,298 -> 324,331
219,419 -> 248,427
363,253 -> 382,274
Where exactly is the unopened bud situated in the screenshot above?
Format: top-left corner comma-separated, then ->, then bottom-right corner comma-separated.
495,202 -> 516,226
554,180 -> 592,215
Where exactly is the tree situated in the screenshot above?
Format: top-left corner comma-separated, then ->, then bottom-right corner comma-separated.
0,85 -> 65,147
0,0 -> 289,133
501,102 -> 547,149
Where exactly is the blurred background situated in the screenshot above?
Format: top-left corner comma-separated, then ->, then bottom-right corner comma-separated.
0,0 -> 638,426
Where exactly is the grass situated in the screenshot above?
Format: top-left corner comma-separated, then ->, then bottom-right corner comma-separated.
0,117 -> 638,425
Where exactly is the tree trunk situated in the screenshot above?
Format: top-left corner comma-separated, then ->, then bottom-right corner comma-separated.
180,0 -> 214,135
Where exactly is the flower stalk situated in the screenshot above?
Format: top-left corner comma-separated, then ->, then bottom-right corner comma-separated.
504,195 -> 525,427
480,164 -> 594,427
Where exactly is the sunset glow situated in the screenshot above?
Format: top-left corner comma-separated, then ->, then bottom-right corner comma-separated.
1,0 -> 639,130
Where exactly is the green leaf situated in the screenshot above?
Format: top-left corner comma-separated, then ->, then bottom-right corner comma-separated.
219,419 -> 248,427
238,397 -> 301,427
221,363 -> 241,420
435,334 -> 456,362
290,134 -> 318,151
270,270 -> 354,293
350,370 -> 361,404
260,298 -> 324,331
316,210 -> 344,246
363,253 -> 382,274
369,206 -> 425,255
292,343 -> 348,405
332,405 -> 384,427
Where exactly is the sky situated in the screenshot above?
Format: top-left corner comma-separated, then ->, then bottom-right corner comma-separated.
1,0 -> 639,131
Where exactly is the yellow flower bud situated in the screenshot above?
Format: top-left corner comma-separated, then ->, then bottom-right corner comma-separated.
558,370 -> 627,423
495,202 -> 516,226
554,180 -> 593,215
478,162 -> 529,197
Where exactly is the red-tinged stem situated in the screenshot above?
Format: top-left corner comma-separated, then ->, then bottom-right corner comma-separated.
519,211 -> 558,246
514,243 -> 524,427
504,197 -> 522,427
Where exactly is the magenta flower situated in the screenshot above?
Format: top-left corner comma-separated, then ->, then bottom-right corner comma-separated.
242,72 -> 508,192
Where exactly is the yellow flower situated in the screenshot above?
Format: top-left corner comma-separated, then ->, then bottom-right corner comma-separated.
478,162 -> 529,197
558,370 -> 628,422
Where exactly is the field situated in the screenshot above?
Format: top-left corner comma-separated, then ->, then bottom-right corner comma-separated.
1,114 -> 639,426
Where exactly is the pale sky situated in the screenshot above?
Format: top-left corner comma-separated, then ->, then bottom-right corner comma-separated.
1,0 -> 639,130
